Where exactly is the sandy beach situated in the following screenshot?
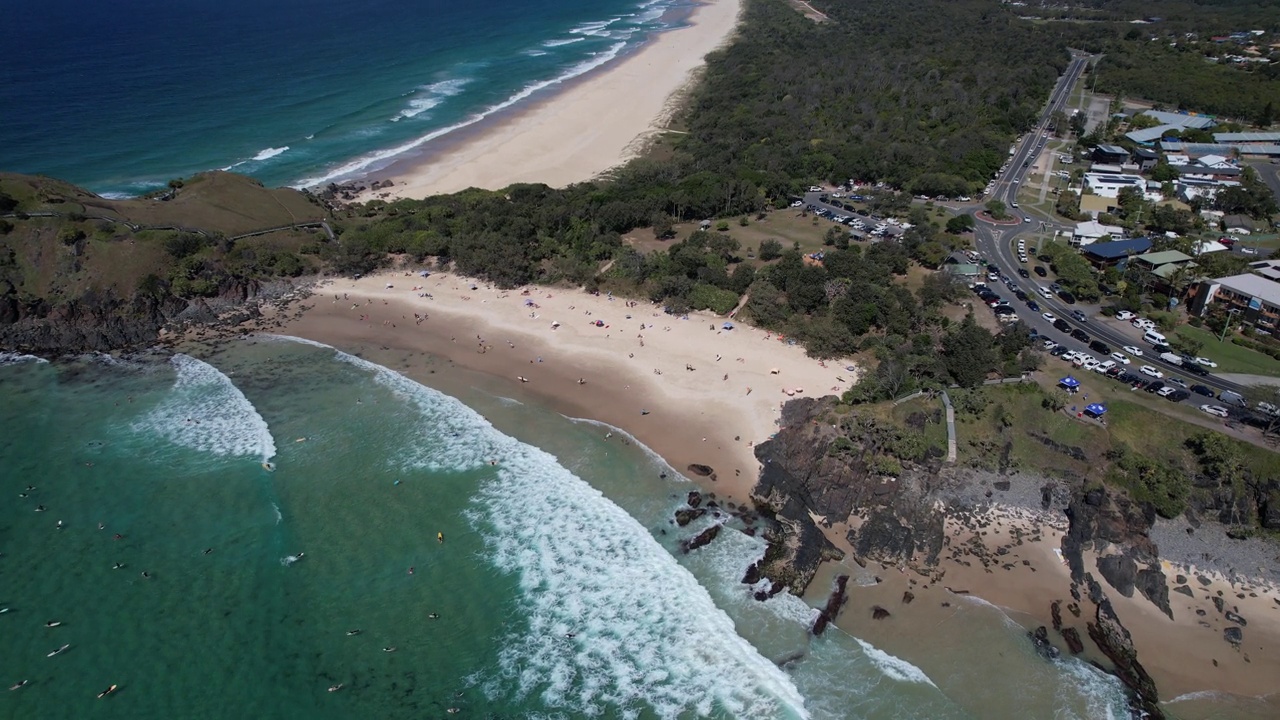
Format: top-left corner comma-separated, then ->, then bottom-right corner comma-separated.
269,270 -> 852,501
360,0 -> 742,200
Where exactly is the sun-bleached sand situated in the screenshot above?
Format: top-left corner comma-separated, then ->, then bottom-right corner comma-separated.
270,270 -> 854,500
361,0 -> 741,200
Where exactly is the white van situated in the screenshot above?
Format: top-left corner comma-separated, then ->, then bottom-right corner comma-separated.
1143,330 -> 1167,346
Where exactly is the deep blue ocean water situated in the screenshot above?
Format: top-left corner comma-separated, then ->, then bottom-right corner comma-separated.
1,0 -> 677,196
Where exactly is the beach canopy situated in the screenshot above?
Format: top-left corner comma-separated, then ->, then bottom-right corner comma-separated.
1059,376 -> 1081,389
1084,403 -> 1107,417
722,322 -> 735,330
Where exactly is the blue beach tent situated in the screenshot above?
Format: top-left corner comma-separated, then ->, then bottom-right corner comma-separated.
1059,376 -> 1081,390
1084,403 -> 1107,417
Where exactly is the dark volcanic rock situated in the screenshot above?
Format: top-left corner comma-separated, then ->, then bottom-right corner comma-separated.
1063,486 -> 1171,618
811,575 -> 849,636
1061,627 -> 1085,654
871,605 -> 891,620
1173,585 -> 1194,598
1097,554 -> 1138,598
686,464 -> 715,478
674,508 -> 706,527
1224,611 -> 1247,627
1029,626 -> 1061,660
1088,598 -> 1164,719
687,491 -> 703,508
680,524 -> 720,554
1224,626 -> 1243,646
902,591 -> 915,605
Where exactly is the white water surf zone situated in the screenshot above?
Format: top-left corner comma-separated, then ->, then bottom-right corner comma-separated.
131,354 -> 277,462
271,336 -> 810,719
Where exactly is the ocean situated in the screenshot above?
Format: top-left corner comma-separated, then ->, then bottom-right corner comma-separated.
0,0 -> 680,197
0,340 -> 1137,718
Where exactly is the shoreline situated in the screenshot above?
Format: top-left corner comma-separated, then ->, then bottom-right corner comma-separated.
357,0 -> 742,200
244,271 -> 1280,709
262,270 -> 853,503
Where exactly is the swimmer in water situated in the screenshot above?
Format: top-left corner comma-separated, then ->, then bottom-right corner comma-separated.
328,684 -> 343,692
382,647 -> 397,653
427,613 -> 440,620
97,684 -> 117,698
35,505 -> 46,512
112,563 -> 124,570
9,680 -> 29,691
45,621 -> 61,628
141,571 -> 151,579
346,629 -> 361,636
203,548 -> 213,555
408,566 -> 414,575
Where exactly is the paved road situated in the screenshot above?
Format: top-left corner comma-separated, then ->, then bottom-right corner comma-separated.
971,55 -> 1254,415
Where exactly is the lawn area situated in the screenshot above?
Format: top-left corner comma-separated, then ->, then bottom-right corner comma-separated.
1173,324 -> 1280,378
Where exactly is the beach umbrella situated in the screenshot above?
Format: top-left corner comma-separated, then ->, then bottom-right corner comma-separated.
1058,376 -> 1080,389
1084,403 -> 1107,417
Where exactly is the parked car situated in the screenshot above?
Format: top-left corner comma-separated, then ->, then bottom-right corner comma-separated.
1042,339 -> 1058,350
1218,390 -> 1247,408
1049,283 -> 1061,293
1115,310 -> 1135,321
1168,390 -> 1190,402
1167,377 -> 1187,388
1053,319 -> 1071,333
1071,310 -> 1088,323
1190,384 -> 1216,397
1042,312 -> 1057,322
1122,345 -> 1144,357
1057,290 -> 1077,304
1089,340 -> 1111,355
1139,365 -> 1163,378
1027,301 -> 1041,312
1110,352 -> 1130,365
1071,328 -> 1090,342
1156,386 -> 1177,398
1200,404 -> 1229,418
1145,381 -> 1166,394
1050,346 -> 1069,357
1033,266 -> 1047,277
1095,360 -> 1116,373
1018,268 -> 1030,278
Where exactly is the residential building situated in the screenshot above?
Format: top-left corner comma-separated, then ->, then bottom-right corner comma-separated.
1093,145 -> 1130,164
1071,220 -> 1124,247
1083,172 -> 1148,199
1125,110 -> 1216,146
1132,148 -> 1160,171
1131,250 -> 1199,294
1193,273 -> 1280,329
1081,237 -> 1154,268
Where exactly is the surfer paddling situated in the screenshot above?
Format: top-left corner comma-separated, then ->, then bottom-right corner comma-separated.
9,680 -> 29,691
97,684 -> 118,698
47,644 -> 70,657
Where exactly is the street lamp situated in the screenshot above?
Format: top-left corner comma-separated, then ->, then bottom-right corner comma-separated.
1219,307 -> 1241,343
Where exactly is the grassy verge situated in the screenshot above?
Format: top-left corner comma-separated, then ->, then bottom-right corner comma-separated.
1174,325 -> 1280,378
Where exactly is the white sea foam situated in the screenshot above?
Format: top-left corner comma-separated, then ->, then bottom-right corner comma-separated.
97,191 -> 136,200
543,37 -> 586,47
0,352 -> 49,366
268,336 -> 809,719
292,41 -> 630,188
391,78 -> 470,122
523,50 -> 549,57
1051,656 -> 1129,719
131,354 -> 277,462
251,146 -> 289,161
853,639 -> 938,687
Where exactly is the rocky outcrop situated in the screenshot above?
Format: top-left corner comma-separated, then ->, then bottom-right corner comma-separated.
681,524 -> 721,554
811,574 -> 849,636
1087,594 -> 1164,719
1063,486 -> 1172,619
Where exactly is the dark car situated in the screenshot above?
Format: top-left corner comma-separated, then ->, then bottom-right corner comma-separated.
1191,384 -> 1215,397
987,263 -> 999,274
1018,268 -> 1030,278
1071,328 -> 1089,342
1144,381 -> 1166,394
1053,319 -> 1071,333
1183,362 -> 1209,377
1105,367 -> 1125,378
1033,266 -> 1047,277
972,283 -> 988,293
1057,290 -> 1077,304
993,305 -> 1017,316
1168,390 -> 1191,402
1050,345 -> 1069,357
1038,254 -> 1052,263
1015,290 -> 1028,301
1153,343 -> 1172,355
1088,340 -> 1111,355
1027,300 -> 1041,312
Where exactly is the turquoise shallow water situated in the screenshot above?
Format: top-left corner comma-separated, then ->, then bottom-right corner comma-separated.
0,341 -> 1135,719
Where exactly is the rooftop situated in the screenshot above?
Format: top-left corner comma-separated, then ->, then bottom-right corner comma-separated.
1162,142 -> 1280,157
1082,238 -> 1153,258
1096,144 -> 1129,155
1135,250 -> 1195,266
1213,132 -> 1280,143
1142,110 -> 1215,129
1126,126 -> 1177,144
1216,273 -> 1280,308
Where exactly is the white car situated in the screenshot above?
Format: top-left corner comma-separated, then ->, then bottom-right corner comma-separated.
1038,287 -> 1053,299
1082,358 -> 1101,371
1199,404 -> 1229,418
1122,345 -> 1144,357
1139,365 -> 1163,379
1131,318 -> 1155,330
1096,360 -> 1117,373
988,272 -> 1000,281
1193,357 -> 1218,368
1042,312 -> 1057,322
808,186 -> 823,192
1110,352 -> 1131,365
1115,310 -> 1135,321
790,200 -> 804,207
1062,351 -> 1079,363
1156,386 -> 1177,397
1042,339 -> 1058,350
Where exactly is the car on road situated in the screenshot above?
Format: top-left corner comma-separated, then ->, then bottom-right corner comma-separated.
1042,312 -> 1056,322
1190,384 -> 1215,397
1071,328 -> 1090,342
1182,362 -> 1209,378
1071,310 -> 1087,323
1018,268 -> 1030,278
1033,266 -> 1047,277
1023,217 -> 1032,224
1193,356 -> 1218,368
1049,282 -> 1061,293
1050,345 -> 1069,357
1027,300 -> 1041,312
1156,386 -> 1177,398
1038,287 -> 1053,299
1053,319 -> 1071,333
1200,405 -> 1229,418
1089,340 -> 1111,355
1042,339 -> 1058,350
808,186 -> 823,192
1110,352 -> 1130,365
1057,290 -> 1076,304
1168,390 -> 1191,402
1015,290 -> 1028,301
1122,345 -> 1143,357
1145,381 -> 1166,394
1115,310 -> 1135,321
987,272 -> 999,281
790,200 -> 804,208
1139,365 -> 1163,378
1167,377 -> 1187,388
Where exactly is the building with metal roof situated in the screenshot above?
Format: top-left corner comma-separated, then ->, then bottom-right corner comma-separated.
1213,132 -> 1280,143
1161,141 -> 1280,157
1142,110 -> 1216,129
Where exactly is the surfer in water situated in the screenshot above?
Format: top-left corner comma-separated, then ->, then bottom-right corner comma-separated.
346,629 -> 361,636
48,644 -> 70,657
97,684 -> 118,698
9,680 -> 29,691
382,647 -> 397,653
427,613 -> 440,620
45,620 -> 61,628
328,684 -> 343,692
437,532 -> 444,543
